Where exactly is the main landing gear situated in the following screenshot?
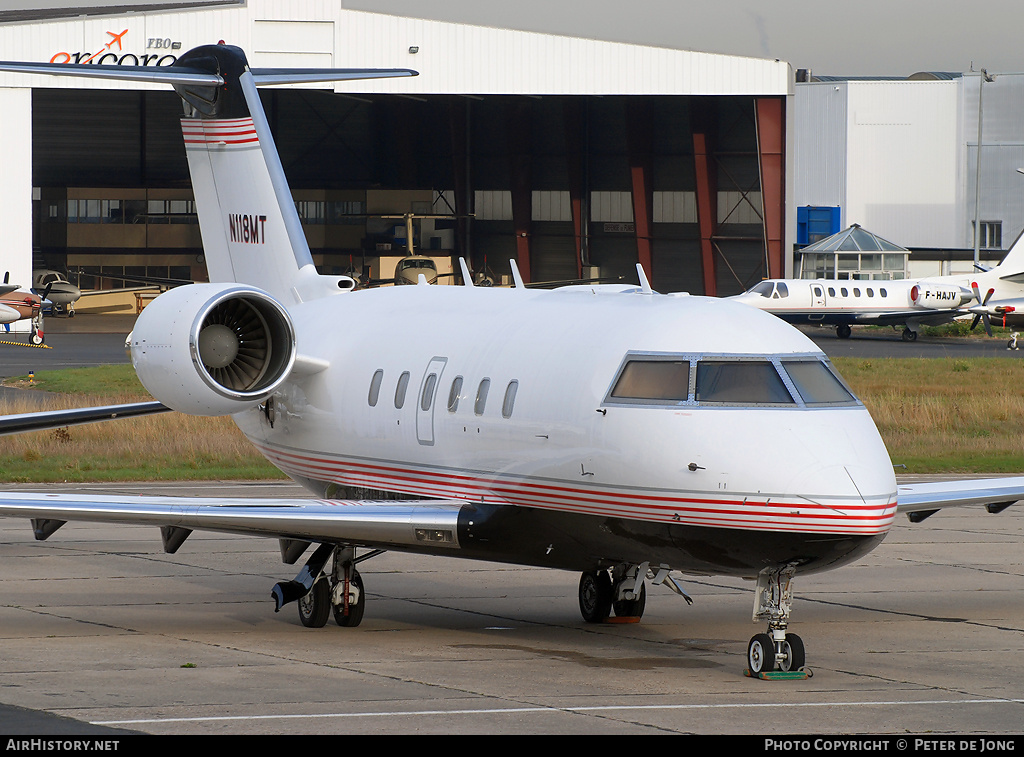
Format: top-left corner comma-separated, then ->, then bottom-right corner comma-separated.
578,563 -> 691,624
273,544 -> 375,628
746,566 -> 808,677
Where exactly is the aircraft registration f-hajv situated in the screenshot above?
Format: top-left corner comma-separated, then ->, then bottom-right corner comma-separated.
731,237 -> 1024,342
0,44 -> 1022,677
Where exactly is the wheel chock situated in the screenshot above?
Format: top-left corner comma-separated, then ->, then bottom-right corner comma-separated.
605,616 -> 641,624
744,668 -> 812,680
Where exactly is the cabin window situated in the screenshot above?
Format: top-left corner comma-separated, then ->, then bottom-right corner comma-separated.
475,378 -> 490,415
368,369 -> 384,407
695,361 -> 794,404
395,371 -> 410,409
610,360 -> 690,402
867,288 -> 874,297
841,288 -> 849,297
781,360 -> 857,405
828,287 -> 836,297
880,288 -> 888,297
502,380 -> 519,418
447,376 -> 464,412
775,282 -> 789,298
420,373 -> 438,411
853,288 -> 861,297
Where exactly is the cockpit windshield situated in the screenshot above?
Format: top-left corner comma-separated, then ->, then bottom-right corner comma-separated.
606,354 -> 858,408
748,281 -> 789,299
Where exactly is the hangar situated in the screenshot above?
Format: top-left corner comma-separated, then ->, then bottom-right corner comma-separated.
0,0 -> 793,316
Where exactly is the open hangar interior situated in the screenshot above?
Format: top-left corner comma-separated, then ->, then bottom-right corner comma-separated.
2,3 -> 793,300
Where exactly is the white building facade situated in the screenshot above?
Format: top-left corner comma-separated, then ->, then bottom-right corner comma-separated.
0,0 -> 795,317
795,71 -> 1024,278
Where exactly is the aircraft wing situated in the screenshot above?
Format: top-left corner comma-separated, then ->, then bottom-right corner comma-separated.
0,492 -> 464,555
897,476 -> 1024,522
851,311 -> 958,326
0,401 -> 170,436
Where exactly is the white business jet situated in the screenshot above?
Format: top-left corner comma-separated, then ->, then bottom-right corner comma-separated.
0,45 -> 1021,677
732,238 -> 1024,342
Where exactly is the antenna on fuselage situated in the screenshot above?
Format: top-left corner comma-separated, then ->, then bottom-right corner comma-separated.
509,259 -> 526,289
636,263 -> 654,294
458,258 -> 473,287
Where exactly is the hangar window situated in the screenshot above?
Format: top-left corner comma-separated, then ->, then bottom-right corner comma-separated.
475,378 -> 490,416
368,369 -> 384,407
395,371 -> 411,409
448,376 -> 464,412
502,380 -> 519,418
695,361 -> 794,405
781,360 -> 857,406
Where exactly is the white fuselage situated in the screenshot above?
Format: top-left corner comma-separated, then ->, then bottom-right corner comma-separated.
731,278 -> 970,327
232,284 -> 897,559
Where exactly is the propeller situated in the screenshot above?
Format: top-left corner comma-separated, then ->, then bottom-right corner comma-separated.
969,282 -> 995,336
967,282 -> 1017,335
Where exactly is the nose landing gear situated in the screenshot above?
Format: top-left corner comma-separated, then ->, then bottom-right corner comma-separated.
746,566 -> 811,679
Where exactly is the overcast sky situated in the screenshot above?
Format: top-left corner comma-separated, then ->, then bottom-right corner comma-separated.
344,0 -> 1024,77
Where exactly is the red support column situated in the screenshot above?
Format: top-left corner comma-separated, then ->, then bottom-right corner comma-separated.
563,99 -> 585,279
448,99 -> 472,275
507,100 -> 533,283
626,100 -> 653,282
755,97 -> 786,280
692,130 -> 718,296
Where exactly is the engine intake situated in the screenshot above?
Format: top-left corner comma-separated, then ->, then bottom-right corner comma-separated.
131,284 -> 296,415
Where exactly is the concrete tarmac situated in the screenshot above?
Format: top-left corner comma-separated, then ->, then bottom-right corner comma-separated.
0,480 -> 1021,736
1,315 -> 1023,736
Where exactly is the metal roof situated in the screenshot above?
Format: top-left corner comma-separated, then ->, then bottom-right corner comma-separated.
800,224 -> 908,253
0,1 -> 793,96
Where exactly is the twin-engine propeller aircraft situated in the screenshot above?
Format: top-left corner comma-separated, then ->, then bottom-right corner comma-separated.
0,272 -> 46,344
33,270 -> 81,317
731,238 -> 1024,342
0,45 -> 1022,676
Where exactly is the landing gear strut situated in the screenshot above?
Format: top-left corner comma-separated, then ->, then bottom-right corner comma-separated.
746,566 -> 806,676
272,544 -> 374,628
578,563 -> 652,623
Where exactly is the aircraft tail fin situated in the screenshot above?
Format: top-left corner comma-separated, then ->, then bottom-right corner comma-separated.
0,45 -> 417,304
173,45 -> 416,303
994,228 -> 1024,282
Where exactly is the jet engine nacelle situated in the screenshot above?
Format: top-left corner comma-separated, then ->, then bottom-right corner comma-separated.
910,284 -> 967,309
130,283 -> 296,416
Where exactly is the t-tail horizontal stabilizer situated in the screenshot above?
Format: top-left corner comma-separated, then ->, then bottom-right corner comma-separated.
0,45 -> 418,304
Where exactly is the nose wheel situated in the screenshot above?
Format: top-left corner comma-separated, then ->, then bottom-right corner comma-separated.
747,631 -> 806,675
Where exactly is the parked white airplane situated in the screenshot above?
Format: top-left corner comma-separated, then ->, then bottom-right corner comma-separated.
0,45 -> 1021,676
33,270 -> 80,316
732,238 -> 1024,341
